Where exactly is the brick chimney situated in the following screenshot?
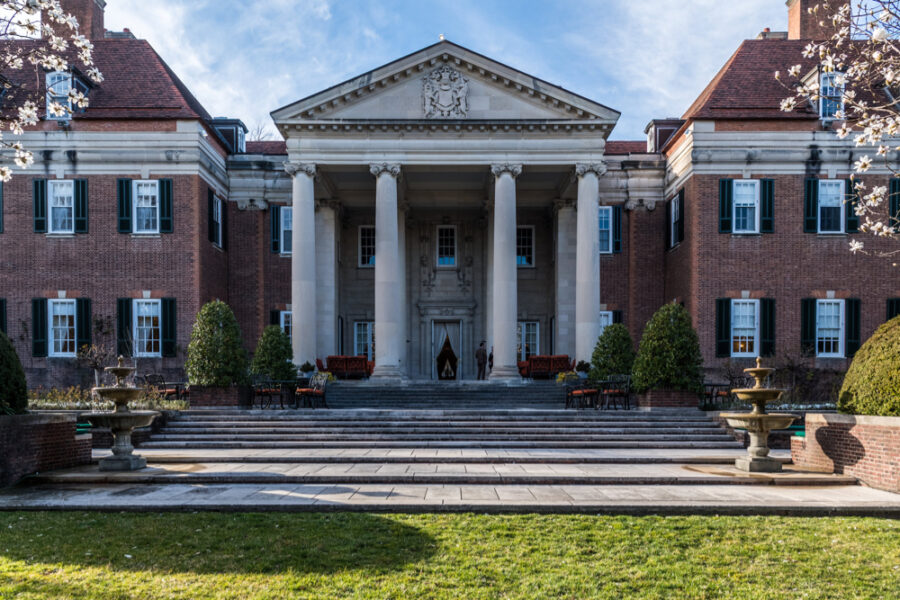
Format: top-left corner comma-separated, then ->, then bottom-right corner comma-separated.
58,0 -> 106,40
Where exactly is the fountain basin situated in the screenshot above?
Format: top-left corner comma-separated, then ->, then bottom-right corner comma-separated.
83,411 -> 159,431
84,410 -> 159,471
731,388 -> 784,404
721,411 -> 799,472
720,413 -> 798,433
91,386 -> 141,410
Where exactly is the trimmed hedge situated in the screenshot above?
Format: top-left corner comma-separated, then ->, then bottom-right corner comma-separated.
0,331 -> 27,414
589,323 -> 635,383
185,301 -> 249,387
632,303 -> 703,394
251,326 -> 296,380
838,316 -> 900,416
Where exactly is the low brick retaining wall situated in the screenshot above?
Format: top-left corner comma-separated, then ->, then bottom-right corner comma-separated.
637,390 -> 700,410
792,413 -> 900,493
0,414 -> 92,487
189,386 -> 251,407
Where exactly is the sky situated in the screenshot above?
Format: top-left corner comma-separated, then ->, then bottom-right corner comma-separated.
105,0 -> 789,141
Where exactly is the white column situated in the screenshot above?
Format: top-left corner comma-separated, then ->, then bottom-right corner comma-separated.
485,207 -> 494,361
285,161 -> 317,366
575,162 -> 606,363
370,163 -> 404,381
489,163 -> 522,380
316,200 -> 339,358
554,199 -> 577,360
397,204 -> 408,373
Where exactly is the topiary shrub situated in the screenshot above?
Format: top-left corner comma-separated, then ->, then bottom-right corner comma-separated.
588,323 -> 635,383
250,325 -> 296,380
0,331 -> 28,414
185,300 -> 249,387
837,316 -> 900,416
631,302 -> 704,394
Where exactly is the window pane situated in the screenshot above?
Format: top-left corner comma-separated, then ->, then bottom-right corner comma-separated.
820,73 -> 843,119
359,227 -> 375,266
517,321 -> 539,360
733,182 -> 758,233
354,322 -> 373,359
134,182 -> 159,233
282,207 -> 293,254
50,300 -> 75,355
50,181 -> 74,233
731,300 -> 757,355
817,301 -> 842,355
819,181 -> 844,233
437,227 -> 456,266
134,301 -> 161,356
598,311 -> 612,336
598,208 -> 611,253
280,311 -> 292,337
517,227 -> 534,266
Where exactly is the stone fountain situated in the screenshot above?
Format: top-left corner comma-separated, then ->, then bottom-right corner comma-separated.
720,357 -> 799,473
84,356 -> 159,471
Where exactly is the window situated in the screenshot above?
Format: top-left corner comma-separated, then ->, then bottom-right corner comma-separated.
437,225 -> 456,267
598,311 -> 613,336
733,180 -> 760,234
133,181 -> 160,234
516,321 -> 539,361
211,196 -> 223,248
354,321 -> 375,360
133,299 -> 161,357
48,299 -> 76,357
820,72 -> 844,120
816,299 -> 844,357
359,226 -> 375,267
280,206 -> 292,254
598,207 -> 612,254
669,195 -> 681,247
818,180 -> 845,234
730,299 -> 759,357
517,226 -> 534,266
48,180 -> 74,234
280,311 -> 292,338
45,71 -> 71,120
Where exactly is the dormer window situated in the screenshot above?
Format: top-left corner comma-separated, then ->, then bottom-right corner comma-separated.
45,71 -> 90,121
820,71 -> 844,121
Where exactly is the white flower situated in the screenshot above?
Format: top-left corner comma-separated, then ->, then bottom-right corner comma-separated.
0,167 -> 11,183
837,123 -> 852,139
788,64 -> 802,78
849,240 -> 864,253
872,27 -> 888,42
780,97 -> 798,112
854,156 -> 873,172
878,145 -> 889,156
873,50 -> 883,62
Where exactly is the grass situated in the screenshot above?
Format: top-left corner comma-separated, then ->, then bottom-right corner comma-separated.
0,512 -> 898,599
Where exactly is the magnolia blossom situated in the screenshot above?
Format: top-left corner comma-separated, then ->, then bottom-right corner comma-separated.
0,0 -> 102,182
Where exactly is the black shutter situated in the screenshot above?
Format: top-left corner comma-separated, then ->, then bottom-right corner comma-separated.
804,179 -> 818,233
75,298 -> 91,350
677,189 -> 685,244
0,181 -> 4,233
116,298 -> 132,357
760,298 -> 776,357
612,205 -> 622,253
715,298 -> 731,358
31,298 -> 47,357
760,179 -> 774,233
207,189 -> 215,243
800,298 -> 816,356
271,206 -> 281,253
117,179 -> 132,233
890,179 -> 900,229
665,199 -> 672,249
161,298 -> 176,357
887,298 -> 900,321
612,310 -> 623,325
270,310 -> 280,326
0,298 -> 6,335
220,200 -> 228,250
718,179 -> 733,233
159,179 -> 173,233
73,179 -> 88,233
845,179 -> 859,233
845,298 -> 861,357
33,179 -> 47,233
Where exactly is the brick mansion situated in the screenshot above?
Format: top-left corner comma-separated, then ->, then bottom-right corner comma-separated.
1,0 -> 898,387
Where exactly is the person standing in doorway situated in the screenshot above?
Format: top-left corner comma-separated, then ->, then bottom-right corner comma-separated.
475,341 -> 488,380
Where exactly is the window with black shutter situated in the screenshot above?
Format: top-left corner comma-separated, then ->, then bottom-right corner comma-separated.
31,298 -> 47,357
715,298 -> 731,358
74,179 -> 88,233
718,179 -> 733,233
0,298 -> 6,335
33,179 -> 47,233
117,179 -> 132,233
75,298 -> 91,350
888,298 -> 900,321
271,205 -> 280,253
161,298 -> 176,357
116,298 -> 132,356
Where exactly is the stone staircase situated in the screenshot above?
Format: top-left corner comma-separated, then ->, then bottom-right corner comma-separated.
322,381 -> 566,410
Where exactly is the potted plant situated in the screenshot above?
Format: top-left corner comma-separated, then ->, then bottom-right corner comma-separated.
184,301 -> 250,407
575,360 -> 591,378
631,303 -> 704,409
297,361 -> 315,386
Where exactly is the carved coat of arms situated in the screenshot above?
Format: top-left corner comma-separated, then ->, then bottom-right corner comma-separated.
423,65 -> 468,118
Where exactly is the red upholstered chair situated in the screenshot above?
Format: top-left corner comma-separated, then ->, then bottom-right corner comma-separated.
326,356 -> 346,378
550,355 -> 571,376
530,355 -> 552,379
517,361 -> 530,377
345,356 -> 368,379
316,358 -> 326,372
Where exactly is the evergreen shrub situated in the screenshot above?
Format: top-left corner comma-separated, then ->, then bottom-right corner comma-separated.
185,301 -> 248,387
0,331 -> 28,414
250,326 -> 296,380
588,323 -> 635,382
631,303 -> 704,394
837,316 -> 900,416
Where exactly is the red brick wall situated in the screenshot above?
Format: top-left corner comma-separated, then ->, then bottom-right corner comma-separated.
0,414 -> 92,486
599,208 -> 629,326
227,207 -> 267,353
637,389 -> 701,410
792,413 -> 900,492
626,206 -> 666,342
190,385 -> 250,407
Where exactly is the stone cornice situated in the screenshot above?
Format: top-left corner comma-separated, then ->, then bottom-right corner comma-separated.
370,163 -> 402,178
490,163 -> 522,179
281,119 -> 610,137
575,162 -> 608,178
284,161 -> 316,178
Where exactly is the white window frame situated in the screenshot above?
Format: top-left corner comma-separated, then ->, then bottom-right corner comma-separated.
598,310 -> 613,336
436,225 -> 457,268
730,299 -> 760,358
358,225 -> 376,268
354,321 -> 375,360
280,206 -> 292,255
48,299 -> 76,357
732,180 -> 760,234
48,179 -> 75,234
816,299 -> 845,358
212,196 -> 223,248
819,71 -> 845,121
280,310 -> 292,338
598,207 -> 613,254
45,71 -> 71,121
670,197 -> 680,248
133,299 -> 162,358
132,180 -> 160,234
516,225 -> 535,267
817,179 -> 845,234
516,321 -> 540,361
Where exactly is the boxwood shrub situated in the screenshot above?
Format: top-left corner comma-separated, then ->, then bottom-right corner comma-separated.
0,331 -> 28,414
185,301 -> 249,387
251,325 -> 296,381
631,302 -> 703,394
838,315 -> 900,416
589,323 -> 635,383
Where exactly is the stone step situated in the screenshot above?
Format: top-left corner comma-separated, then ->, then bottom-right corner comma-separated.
150,432 -> 737,442
159,426 -> 725,436
139,440 -> 743,449
173,410 -> 711,421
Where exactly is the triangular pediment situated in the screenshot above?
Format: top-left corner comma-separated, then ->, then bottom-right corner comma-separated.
271,40 -> 620,128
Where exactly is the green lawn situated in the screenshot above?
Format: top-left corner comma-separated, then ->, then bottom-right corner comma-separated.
0,512 -> 897,599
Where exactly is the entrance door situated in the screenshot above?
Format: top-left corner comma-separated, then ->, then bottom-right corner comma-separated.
432,320 -> 461,380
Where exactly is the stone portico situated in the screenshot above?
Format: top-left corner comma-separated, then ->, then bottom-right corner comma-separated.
267,41 -> 664,380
